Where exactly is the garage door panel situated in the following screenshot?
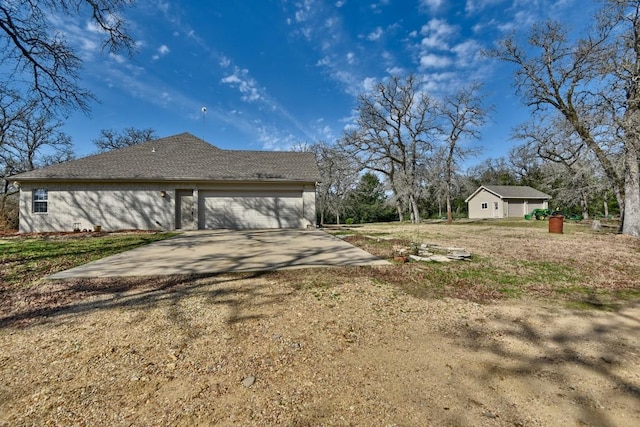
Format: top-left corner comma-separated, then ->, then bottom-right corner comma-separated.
200,191 -> 303,229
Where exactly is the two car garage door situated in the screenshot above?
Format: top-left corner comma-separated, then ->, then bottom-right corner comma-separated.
199,191 -> 304,229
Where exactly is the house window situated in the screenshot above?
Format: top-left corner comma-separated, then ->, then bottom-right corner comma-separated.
33,189 -> 48,213
494,202 -> 499,210
481,202 -> 488,210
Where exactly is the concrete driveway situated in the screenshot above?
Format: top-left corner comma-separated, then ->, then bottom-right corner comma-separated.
48,229 -> 390,279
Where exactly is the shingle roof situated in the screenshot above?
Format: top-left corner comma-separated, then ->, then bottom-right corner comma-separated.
476,185 -> 552,200
11,132 -> 321,183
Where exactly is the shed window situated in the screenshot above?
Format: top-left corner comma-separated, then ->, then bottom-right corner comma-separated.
33,189 -> 48,213
481,202 -> 488,210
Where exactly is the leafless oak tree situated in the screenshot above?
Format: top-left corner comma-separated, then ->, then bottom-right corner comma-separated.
0,88 -> 72,228
0,0 -> 135,114
342,75 -> 438,223
305,141 -> 360,225
437,82 -> 488,223
93,127 -> 157,152
490,0 -> 640,237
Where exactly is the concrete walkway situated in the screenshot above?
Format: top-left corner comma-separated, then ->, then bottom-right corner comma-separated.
48,229 -> 390,279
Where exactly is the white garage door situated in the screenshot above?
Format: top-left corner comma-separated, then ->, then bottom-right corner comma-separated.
199,191 -> 303,229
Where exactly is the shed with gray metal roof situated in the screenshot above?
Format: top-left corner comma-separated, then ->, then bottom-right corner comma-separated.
465,185 -> 552,219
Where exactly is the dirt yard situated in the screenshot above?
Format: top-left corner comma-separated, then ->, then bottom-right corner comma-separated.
1,222 -> 639,426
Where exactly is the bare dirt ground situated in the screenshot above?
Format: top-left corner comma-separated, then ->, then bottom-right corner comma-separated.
1,223 -> 639,426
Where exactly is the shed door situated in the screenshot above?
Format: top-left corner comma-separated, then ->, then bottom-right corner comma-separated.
199,191 -> 303,229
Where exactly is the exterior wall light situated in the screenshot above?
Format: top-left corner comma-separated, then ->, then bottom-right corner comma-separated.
160,190 -> 167,198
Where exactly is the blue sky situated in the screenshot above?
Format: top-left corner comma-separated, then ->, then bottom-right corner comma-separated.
61,0 -> 595,166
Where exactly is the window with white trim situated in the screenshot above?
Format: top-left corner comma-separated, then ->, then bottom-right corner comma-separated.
33,189 -> 48,213
481,202 -> 488,209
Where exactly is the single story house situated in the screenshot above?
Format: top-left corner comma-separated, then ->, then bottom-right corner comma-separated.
11,132 -> 320,233
465,185 -> 552,219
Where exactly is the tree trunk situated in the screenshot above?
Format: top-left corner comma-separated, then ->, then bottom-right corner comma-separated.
622,143 -> 640,237
396,203 -> 403,222
604,199 -> 609,218
580,190 -> 589,220
409,194 -> 421,223
446,186 -> 453,224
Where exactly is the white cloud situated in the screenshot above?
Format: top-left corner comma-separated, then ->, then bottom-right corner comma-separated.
46,15 -> 104,61
370,0 -> 390,13
152,44 -> 170,60
316,56 -> 331,66
346,52 -> 355,64
362,77 -> 378,92
295,0 -> 314,22
335,0 -> 346,6
386,66 -> 405,75
160,91 -> 172,106
419,71 -> 459,92
157,1 -> 170,14
109,53 -> 126,64
219,55 -> 231,68
220,68 -> 262,102
451,39 -> 482,67
420,18 -> 457,49
465,0 -> 507,14
420,0 -> 443,11
255,124 -> 299,151
284,1 -> 363,96
419,54 -> 452,68
367,27 -> 384,41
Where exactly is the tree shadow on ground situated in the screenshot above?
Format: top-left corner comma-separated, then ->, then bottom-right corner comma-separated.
458,300 -> 640,426
0,271 -> 293,329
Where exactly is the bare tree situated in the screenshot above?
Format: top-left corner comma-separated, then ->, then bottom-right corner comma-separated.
0,94 -> 72,228
437,82 -> 488,223
0,0 -> 135,113
301,141 -> 360,225
513,116 -> 608,218
490,1 -> 640,237
93,127 -> 158,152
604,0 -> 640,235
342,75 -> 438,223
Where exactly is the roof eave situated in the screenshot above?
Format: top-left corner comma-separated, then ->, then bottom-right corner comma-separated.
12,176 -> 319,184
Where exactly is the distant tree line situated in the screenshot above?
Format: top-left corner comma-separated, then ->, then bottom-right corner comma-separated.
308,1 -> 640,237
1,0 -> 639,237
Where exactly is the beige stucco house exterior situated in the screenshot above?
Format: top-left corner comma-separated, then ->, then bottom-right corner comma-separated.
465,185 -> 552,219
11,133 -> 320,233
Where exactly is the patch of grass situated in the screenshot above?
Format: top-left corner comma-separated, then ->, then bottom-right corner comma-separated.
565,300 -> 619,311
340,244 -> 613,304
453,218 -> 595,234
515,260 -> 582,284
327,230 -> 355,236
0,232 -> 178,290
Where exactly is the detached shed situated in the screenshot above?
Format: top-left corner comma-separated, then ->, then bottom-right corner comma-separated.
465,185 -> 552,219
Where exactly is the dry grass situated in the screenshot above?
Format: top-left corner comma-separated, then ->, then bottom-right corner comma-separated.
327,220 -> 640,308
1,221 -> 639,426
